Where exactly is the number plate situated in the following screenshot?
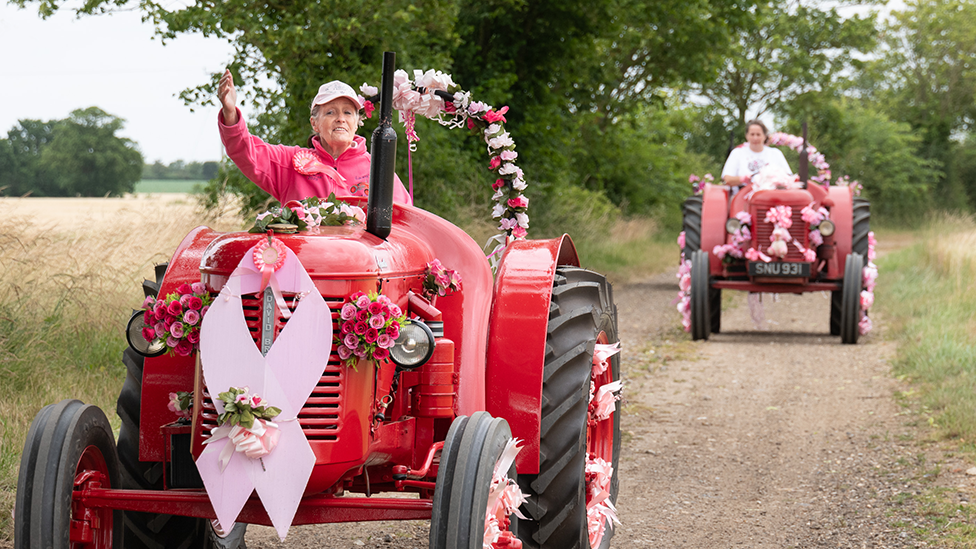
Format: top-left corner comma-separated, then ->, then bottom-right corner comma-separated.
748,261 -> 810,277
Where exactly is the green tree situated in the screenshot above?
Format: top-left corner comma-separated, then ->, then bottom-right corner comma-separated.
0,119 -> 57,196
39,107 -> 143,196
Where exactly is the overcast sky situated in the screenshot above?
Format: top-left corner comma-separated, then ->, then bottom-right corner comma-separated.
0,2 -> 239,164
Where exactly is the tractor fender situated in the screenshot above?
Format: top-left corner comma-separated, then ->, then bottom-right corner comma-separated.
826,186 -> 854,279
701,183 -> 729,275
141,226 -> 222,461
485,235 -> 580,474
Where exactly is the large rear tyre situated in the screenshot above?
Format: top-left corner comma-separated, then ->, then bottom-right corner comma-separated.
518,267 -> 621,549
852,198 -> 871,258
840,253 -> 864,344
116,264 -> 219,549
430,412 -> 518,549
681,196 -> 703,259
690,250 -> 711,341
15,399 -> 121,549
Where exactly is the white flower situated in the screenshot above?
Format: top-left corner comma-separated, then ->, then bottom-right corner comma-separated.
488,133 -> 514,150
414,69 -> 455,91
492,203 -> 506,218
360,83 -> 378,96
516,212 -> 529,228
512,177 -> 527,190
492,189 -> 505,202
485,124 -> 502,137
498,163 -> 518,175
453,91 -> 471,109
468,101 -> 488,115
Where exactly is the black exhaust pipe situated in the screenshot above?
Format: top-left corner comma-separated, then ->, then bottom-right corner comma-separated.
366,51 -> 397,240
798,121 -> 809,184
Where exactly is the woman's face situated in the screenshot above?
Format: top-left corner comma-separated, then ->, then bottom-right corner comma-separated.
311,97 -> 360,154
746,124 -> 766,147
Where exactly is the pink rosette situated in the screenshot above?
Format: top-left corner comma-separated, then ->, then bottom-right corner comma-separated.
252,238 -> 287,293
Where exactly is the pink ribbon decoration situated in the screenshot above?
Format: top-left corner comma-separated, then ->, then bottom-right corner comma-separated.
197,239 -> 332,540
484,438 -> 527,548
205,419 -> 283,471
293,149 -> 346,184
585,456 -> 621,548
591,380 -> 623,422
592,342 -> 621,376
249,236 -> 294,320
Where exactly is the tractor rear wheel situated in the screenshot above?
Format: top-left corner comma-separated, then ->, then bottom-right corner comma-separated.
852,198 -> 871,258
840,253 -> 864,344
690,250 -> 711,341
710,287 -> 722,334
116,264 -> 219,549
682,196 -> 703,259
518,267 -> 621,549
15,399 -> 121,549
430,412 -> 518,549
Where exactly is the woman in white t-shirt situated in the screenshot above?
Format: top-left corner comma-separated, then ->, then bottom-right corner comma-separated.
721,120 -> 792,187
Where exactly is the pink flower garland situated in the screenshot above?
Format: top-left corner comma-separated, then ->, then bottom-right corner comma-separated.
859,232 -> 878,335
360,70 -> 528,270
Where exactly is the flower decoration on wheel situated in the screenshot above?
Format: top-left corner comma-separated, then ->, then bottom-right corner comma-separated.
361,69 -> 528,269
336,291 -> 407,369
141,282 -> 213,357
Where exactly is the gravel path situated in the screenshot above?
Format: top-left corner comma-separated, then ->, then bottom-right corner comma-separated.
245,270 -> 953,548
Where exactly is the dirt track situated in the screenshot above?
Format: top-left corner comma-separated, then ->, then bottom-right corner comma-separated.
245,270 -> 956,548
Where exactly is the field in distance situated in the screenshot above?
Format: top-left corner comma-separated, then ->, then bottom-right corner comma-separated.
135,179 -> 207,193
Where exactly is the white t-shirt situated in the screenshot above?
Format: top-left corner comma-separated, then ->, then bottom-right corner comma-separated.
721,145 -> 792,178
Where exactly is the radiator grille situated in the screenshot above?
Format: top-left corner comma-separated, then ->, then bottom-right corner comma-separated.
201,293 -> 346,441
753,207 -> 808,262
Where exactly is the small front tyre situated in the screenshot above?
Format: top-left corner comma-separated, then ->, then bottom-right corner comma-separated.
840,253 -> 864,344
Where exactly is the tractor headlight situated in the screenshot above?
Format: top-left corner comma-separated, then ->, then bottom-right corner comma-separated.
390,321 -> 435,369
818,220 -> 836,237
725,218 -> 741,234
126,310 -> 167,358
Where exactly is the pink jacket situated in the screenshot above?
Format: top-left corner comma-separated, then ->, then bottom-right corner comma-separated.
218,108 -> 412,205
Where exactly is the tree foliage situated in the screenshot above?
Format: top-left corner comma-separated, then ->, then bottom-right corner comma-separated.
0,108 -> 142,197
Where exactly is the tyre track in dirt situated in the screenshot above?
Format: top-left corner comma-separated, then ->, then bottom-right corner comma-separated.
246,270 -> 933,548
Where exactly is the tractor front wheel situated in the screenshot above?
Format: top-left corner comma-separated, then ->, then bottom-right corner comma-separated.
430,412 -> 519,549
840,253 -> 864,344
518,267 -> 621,549
690,250 -> 711,341
15,399 -> 121,549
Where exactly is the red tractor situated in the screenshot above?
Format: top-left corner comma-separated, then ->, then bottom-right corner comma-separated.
14,53 -> 621,549
680,129 -> 873,344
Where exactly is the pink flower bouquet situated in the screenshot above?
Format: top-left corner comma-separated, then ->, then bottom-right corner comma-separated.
335,291 -> 407,369
422,259 -> 462,300
142,282 -> 214,357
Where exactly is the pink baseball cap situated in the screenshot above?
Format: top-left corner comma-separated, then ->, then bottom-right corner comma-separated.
310,81 -> 362,110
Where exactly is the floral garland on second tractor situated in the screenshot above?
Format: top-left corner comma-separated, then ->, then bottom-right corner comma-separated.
360,70 -> 528,269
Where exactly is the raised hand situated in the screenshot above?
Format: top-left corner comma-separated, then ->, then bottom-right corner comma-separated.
218,69 -> 239,125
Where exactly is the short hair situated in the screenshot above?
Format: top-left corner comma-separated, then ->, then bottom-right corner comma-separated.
745,119 -> 770,144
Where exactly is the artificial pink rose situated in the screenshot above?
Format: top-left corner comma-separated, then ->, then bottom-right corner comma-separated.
507,196 -> 528,209
174,339 -> 193,357
342,320 -> 354,334
191,282 -> 206,294
350,291 -> 365,301
364,100 -> 375,118
250,394 -> 264,407
235,392 -> 249,404
338,345 -> 352,360
356,310 -> 368,322
365,328 -> 379,344
142,326 -> 156,342
484,106 -> 509,123
153,301 -> 167,317
142,296 -> 156,309
858,315 -> 872,335
745,248 -> 761,261
376,334 -> 394,349
387,324 -> 400,340
167,336 -> 179,348
356,295 -> 371,309
389,305 -> 402,318
183,309 -> 200,326
200,305 -> 210,318
489,156 -> 502,170
377,294 -> 392,305
373,347 -> 390,361
167,393 -> 181,414
353,346 -> 367,358
512,225 -> 528,239
177,283 -> 192,295
340,303 -> 357,320
368,301 -> 384,315
735,211 -> 752,225
186,329 -> 200,344
344,333 -> 360,349
492,178 -> 506,191
466,118 -> 476,130
187,296 -> 203,311
679,274 -> 691,292
167,300 -> 183,316
170,322 -> 185,338
860,290 -> 874,310
712,244 -> 728,260
809,230 -> 823,247
154,321 -> 166,335
803,249 -> 817,262
354,322 -> 368,335
677,231 -> 686,249
163,316 -> 174,330
500,150 -> 518,162
369,315 -> 385,329
144,310 -> 156,325
180,294 -> 192,308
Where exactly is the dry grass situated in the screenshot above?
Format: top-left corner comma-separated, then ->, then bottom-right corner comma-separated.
0,195 -> 241,542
